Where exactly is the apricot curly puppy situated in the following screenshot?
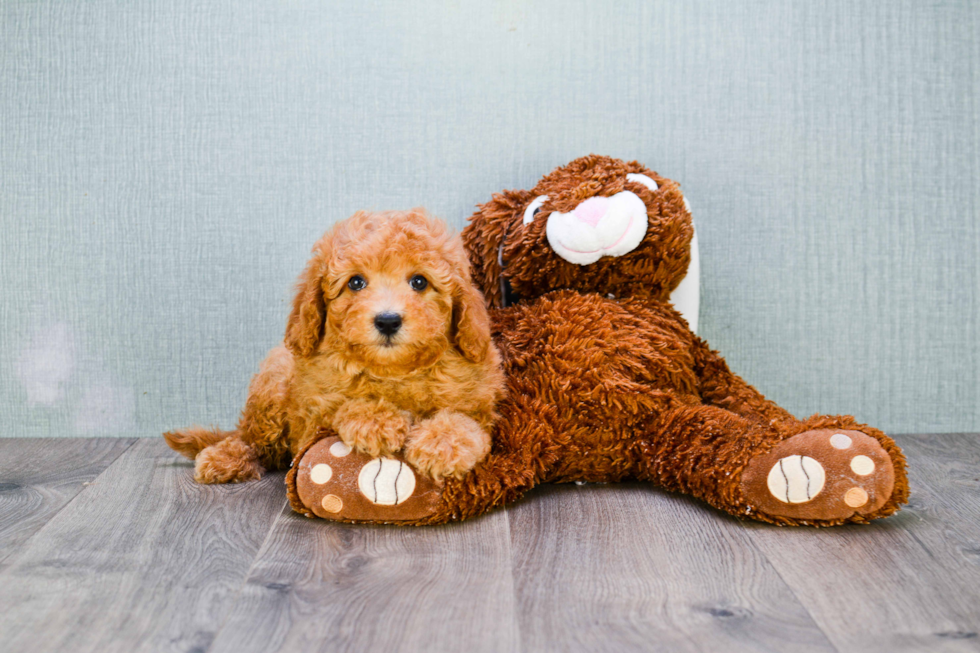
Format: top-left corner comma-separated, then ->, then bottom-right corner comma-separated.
164,209 -> 505,483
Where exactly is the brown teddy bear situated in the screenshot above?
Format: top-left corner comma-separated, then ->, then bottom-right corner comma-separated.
288,155 -> 908,526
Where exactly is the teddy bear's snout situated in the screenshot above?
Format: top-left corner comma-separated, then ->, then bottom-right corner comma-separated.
544,191 -> 649,266
571,196 -> 610,227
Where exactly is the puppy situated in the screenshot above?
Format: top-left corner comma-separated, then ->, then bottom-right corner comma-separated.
164,209 -> 505,483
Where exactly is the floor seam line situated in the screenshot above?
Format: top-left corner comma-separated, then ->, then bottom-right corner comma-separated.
204,498 -> 289,653
502,506 -> 524,653
742,528 -> 842,653
0,437 -> 139,569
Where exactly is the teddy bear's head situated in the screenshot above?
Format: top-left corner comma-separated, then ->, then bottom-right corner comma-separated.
461,155 -> 694,308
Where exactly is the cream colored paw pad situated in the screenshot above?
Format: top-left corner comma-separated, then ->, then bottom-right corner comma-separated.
767,455 -> 826,504
829,433 -> 852,449
321,494 -> 343,513
358,458 -> 415,506
310,463 -> 333,484
844,487 -> 868,507
850,455 -> 875,476
329,441 -> 352,457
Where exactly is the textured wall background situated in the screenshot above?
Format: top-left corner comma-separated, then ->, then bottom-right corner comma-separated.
2,0 -> 978,437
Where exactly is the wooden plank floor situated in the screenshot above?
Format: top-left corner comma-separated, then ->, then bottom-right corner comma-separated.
0,435 -> 977,653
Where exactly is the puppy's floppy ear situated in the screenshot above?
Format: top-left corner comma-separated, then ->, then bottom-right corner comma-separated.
285,237 -> 331,357
450,241 -> 493,363
452,280 -> 492,363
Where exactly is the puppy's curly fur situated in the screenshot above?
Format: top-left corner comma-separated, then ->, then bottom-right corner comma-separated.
164,209 -> 505,483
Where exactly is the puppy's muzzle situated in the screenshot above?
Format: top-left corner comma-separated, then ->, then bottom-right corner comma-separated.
374,312 -> 402,337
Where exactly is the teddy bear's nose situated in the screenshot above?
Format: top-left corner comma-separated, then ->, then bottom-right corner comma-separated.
374,312 -> 402,336
572,196 -> 611,227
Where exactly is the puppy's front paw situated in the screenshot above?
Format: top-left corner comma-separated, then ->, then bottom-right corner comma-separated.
404,411 -> 491,480
332,398 -> 412,457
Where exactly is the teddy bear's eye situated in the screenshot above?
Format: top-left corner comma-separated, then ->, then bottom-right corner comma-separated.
409,274 -> 428,292
347,275 -> 367,291
522,195 -> 549,225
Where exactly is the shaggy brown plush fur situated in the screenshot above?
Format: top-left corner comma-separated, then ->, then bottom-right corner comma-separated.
164,209 -> 505,484
286,155 -> 908,527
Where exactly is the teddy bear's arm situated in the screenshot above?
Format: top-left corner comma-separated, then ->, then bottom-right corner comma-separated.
287,389 -> 560,524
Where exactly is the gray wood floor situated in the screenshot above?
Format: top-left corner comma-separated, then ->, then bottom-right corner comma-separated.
0,435 -> 978,653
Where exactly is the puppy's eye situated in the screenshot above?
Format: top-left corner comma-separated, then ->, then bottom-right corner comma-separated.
347,275 -> 367,291
523,195 -> 549,225
409,274 -> 428,292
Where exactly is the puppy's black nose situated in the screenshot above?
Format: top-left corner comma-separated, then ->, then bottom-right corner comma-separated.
374,312 -> 402,337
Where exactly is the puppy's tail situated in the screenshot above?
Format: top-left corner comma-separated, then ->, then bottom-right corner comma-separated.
163,425 -> 235,459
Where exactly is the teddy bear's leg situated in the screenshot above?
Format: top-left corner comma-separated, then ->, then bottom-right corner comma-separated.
287,433 -> 445,522
738,414 -> 908,524
286,392 -> 560,525
683,339 -> 908,523
691,337 -> 796,426
636,404 -> 908,525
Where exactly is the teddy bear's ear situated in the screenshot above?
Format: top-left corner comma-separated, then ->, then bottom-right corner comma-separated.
668,223 -> 700,335
461,189 -> 533,309
285,237 -> 332,357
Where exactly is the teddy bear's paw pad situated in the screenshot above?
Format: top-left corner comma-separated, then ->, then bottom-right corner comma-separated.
741,429 -> 895,521
294,436 -> 442,522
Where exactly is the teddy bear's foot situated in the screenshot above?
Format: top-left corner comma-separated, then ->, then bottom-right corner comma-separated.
286,435 -> 443,523
740,429 -> 896,523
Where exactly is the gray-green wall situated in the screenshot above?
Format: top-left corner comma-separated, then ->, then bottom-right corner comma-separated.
2,1 -> 978,437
